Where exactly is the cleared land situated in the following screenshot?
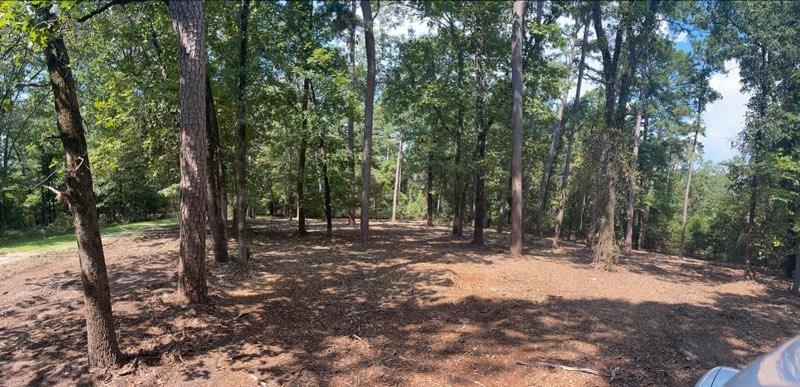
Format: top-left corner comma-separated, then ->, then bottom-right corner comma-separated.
1,219 -> 797,386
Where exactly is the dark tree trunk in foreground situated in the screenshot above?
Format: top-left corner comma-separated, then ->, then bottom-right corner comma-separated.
360,0 -> 376,242
297,78 -> 310,235
168,0 -> 208,304
426,151 -> 434,226
205,74 -> 229,263
510,0 -> 525,256
38,6 -> 122,368
233,0 -> 250,259
553,18 -> 589,248
472,17 -> 487,245
391,133 -> 403,223
346,0 -> 358,227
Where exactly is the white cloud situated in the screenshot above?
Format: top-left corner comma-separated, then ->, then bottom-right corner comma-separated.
701,59 -> 749,163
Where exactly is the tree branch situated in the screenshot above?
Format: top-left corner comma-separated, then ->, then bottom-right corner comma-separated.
77,0 -> 135,23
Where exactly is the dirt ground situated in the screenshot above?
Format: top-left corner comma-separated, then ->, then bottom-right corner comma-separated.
1,219 -> 798,386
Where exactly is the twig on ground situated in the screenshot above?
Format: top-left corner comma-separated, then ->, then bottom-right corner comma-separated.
516,359 -> 617,381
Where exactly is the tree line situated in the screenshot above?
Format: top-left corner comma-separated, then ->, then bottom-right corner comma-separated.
0,0 -> 798,369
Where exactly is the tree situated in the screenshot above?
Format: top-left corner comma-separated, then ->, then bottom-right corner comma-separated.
168,0 -> 208,303
205,74 -> 229,263
234,0 -> 250,259
360,0 -> 376,242
36,4 -> 123,368
553,13 -> 589,248
471,11 -> 487,245
390,132 -> 403,222
510,0 -> 525,256
297,77 -> 310,235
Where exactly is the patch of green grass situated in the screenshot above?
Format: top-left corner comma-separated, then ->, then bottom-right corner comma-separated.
0,218 -> 178,255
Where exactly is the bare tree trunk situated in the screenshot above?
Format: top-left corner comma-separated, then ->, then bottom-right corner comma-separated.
472,16 -> 487,245
346,0 -> 358,227
678,119 -> 700,258
535,89 -> 569,236
38,5 -> 123,367
205,75 -> 229,263
317,122 -> 333,237
360,0 -> 376,242
452,35 -> 466,237
391,133 -> 403,223
297,78 -> 310,235
510,0 -> 525,256
793,248 -> 800,296
426,151 -> 434,226
624,104 -> 644,253
233,0 -> 250,260
553,19 -> 589,248
168,0 -> 208,303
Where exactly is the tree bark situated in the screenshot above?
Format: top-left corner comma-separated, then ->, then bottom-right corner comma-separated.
346,0 -> 358,227
297,78 -> 310,235
360,0 -> 376,242
678,116 -> 701,258
535,89 -> 569,237
391,133 -> 403,223
553,18 -> 589,248
316,110 -> 333,236
510,0 -> 525,256
233,0 -> 250,260
624,103 -> 644,253
38,5 -> 123,367
167,0 -> 209,304
451,28 -> 466,238
472,16 -> 487,245
205,74 -> 229,263
426,151 -> 434,226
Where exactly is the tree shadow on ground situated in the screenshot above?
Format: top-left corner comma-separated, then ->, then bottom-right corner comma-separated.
1,219 -> 798,386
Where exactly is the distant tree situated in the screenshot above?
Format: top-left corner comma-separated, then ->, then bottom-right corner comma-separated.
360,0 -> 377,241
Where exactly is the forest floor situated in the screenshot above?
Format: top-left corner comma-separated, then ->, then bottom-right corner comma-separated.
1,219 -> 798,386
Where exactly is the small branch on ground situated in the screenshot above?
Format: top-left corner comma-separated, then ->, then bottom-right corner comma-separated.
516,359 -> 618,381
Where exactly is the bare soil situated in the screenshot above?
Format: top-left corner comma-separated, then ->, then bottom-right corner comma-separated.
1,219 -> 798,386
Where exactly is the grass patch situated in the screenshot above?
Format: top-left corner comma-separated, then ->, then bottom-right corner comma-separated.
0,218 -> 178,255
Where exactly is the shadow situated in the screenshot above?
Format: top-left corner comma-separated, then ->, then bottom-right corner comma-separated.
1,219 -> 798,386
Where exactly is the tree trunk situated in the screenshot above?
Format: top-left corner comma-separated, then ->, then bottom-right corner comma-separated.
535,89 -> 569,236
472,17 -> 487,245
679,119 -> 700,258
205,74 -> 229,263
793,247 -> 800,296
317,121 -> 333,237
426,151 -> 434,226
167,0 -> 209,304
346,0 -> 358,227
297,78 -> 310,235
391,133 -> 403,223
38,5 -> 123,367
553,18 -> 589,248
233,0 -> 250,260
360,0 -> 376,242
451,33 -> 466,238
510,0 -> 525,256
624,104 -> 644,253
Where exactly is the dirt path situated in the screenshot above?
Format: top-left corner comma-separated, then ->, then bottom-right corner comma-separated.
1,219 -> 798,386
